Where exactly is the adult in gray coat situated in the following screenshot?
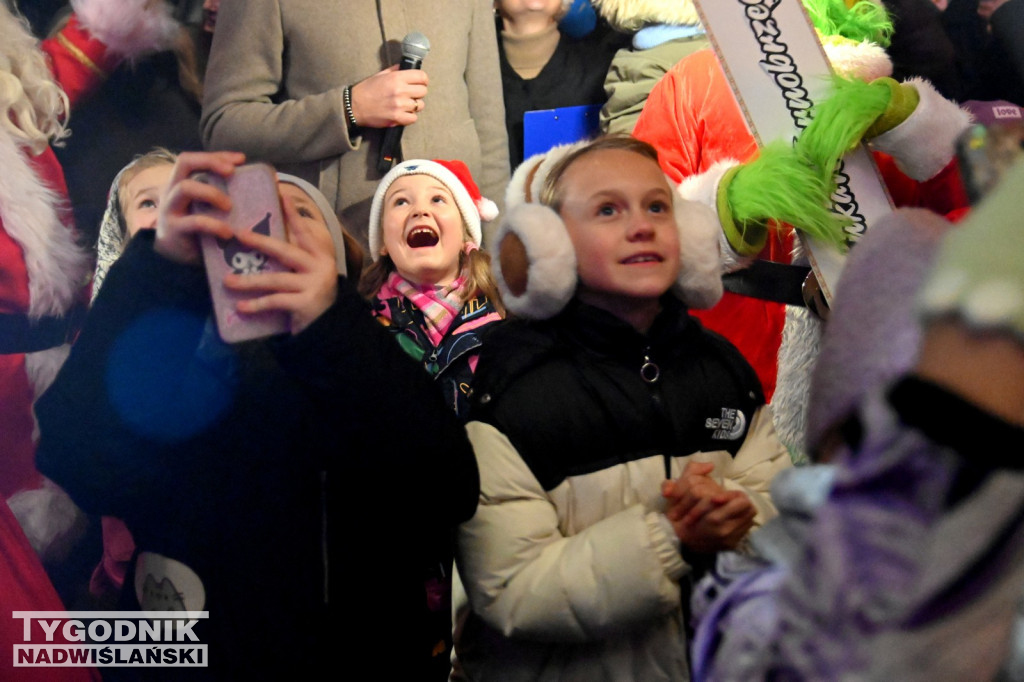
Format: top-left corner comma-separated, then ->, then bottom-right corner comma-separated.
200,0 -> 510,251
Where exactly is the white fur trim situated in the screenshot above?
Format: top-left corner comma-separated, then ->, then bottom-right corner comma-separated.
822,39 -> 893,82
593,0 -> 699,32
772,305 -> 821,458
0,132 -> 90,320
494,204 -> 577,319
368,160 -> 484,260
25,345 -> 71,407
8,479 -> 87,563
870,77 -> 973,182
676,159 -> 752,273
505,153 -> 543,209
71,0 -> 179,59
672,197 -> 723,309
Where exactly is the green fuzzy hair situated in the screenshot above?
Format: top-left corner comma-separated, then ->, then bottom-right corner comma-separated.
728,141 -> 849,248
795,75 -> 892,187
803,0 -> 894,48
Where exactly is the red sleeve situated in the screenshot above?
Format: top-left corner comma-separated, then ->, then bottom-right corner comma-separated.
875,152 -> 971,222
40,14 -> 121,108
634,49 -> 759,181
0,503 -> 101,680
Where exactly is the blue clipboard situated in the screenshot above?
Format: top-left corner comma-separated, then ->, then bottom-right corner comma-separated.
523,104 -> 602,160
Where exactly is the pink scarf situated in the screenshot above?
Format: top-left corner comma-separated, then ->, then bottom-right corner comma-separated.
377,272 -> 472,348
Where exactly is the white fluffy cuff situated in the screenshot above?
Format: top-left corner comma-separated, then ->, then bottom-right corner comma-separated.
72,0 -> 179,59
870,77 -> 973,182
673,198 -> 724,309
677,160 -> 750,273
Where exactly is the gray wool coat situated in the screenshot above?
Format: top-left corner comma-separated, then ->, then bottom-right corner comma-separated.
201,0 -> 510,251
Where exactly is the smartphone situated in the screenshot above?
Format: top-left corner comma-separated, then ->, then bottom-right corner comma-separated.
956,121 -> 1024,205
191,162 -> 290,343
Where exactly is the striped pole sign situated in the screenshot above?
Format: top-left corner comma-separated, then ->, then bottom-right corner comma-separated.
693,0 -> 894,304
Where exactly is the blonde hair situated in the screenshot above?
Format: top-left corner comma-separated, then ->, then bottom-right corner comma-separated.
359,247 -> 506,316
115,147 -> 178,223
541,134 -> 661,212
117,147 -> 179,219
0,4 -> 69,154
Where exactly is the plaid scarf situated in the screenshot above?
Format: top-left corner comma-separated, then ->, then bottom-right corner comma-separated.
377,271 -> 471,348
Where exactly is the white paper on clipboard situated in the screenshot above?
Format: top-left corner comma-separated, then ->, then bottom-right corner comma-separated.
692,0 -> 894,303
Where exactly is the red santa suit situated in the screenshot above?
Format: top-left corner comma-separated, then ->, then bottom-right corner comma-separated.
0,7 -> 177,678
1,2 -> 177,552
632,47 -> 971,453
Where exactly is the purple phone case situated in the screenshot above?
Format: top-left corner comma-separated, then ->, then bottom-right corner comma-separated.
194,163 -> 290,343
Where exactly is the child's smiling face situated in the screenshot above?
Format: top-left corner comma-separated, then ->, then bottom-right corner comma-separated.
556,148 -> 681,329
380,174 -> 466,286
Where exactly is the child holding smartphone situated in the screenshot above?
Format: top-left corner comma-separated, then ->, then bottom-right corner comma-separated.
36,151 -> 479,679
452,135 -> 791,681
360,159 -> 504,420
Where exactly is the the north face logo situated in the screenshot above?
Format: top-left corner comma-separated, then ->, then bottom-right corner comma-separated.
705,407 -> 747,441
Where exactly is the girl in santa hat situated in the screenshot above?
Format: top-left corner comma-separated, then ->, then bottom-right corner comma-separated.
360,159 -> 505,676
361,159 -> 505,420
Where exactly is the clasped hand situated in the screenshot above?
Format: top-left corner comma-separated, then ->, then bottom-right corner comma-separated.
661,461 -> 757,554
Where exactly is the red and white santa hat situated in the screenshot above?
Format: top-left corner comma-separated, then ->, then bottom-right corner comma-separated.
368,159 -> 499,261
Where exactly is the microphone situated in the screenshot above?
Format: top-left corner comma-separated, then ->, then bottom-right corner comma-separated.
377,32 -> 431,174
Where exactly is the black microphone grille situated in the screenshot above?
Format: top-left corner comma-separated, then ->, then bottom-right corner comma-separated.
402,32 -> 431,60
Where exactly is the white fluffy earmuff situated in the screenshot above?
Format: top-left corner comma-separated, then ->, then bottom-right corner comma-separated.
494,177 -> 724,319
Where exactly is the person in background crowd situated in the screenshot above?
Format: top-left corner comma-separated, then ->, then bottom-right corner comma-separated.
201,0 -> 510,251
882,0 -> 965,100
32,0 -> 210,249
940,0 -> 1024,105
78,149 -> 178,611
92,149 -> 179,299
593,0 -> 709,135
494,0 -> 627,168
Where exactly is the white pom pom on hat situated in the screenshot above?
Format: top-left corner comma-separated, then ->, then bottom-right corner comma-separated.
368,159 -> 498,261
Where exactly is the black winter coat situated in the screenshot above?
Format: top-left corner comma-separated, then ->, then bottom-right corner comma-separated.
36,233 -> 479,680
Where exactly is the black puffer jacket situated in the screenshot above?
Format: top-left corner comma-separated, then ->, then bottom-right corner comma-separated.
36,233 -> 479,680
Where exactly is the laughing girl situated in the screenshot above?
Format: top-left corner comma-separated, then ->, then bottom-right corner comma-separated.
360,159 -> 505,420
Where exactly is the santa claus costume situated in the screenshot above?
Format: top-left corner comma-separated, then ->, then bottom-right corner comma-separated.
0,10 -> 177,674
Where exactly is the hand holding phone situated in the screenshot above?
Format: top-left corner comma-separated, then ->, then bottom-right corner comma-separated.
190,162 -> 291,343
221,185 -> 341,335
155,151 -> 245,266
